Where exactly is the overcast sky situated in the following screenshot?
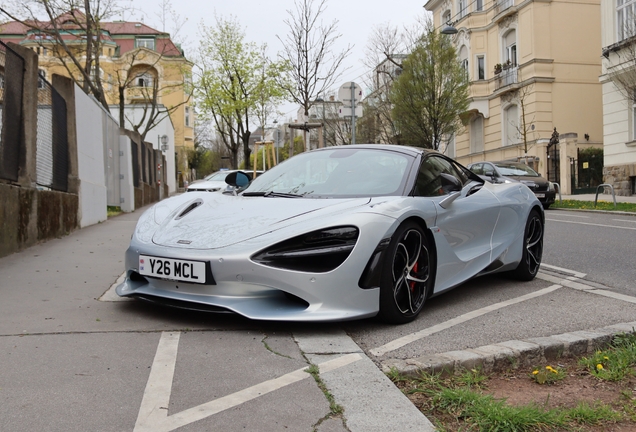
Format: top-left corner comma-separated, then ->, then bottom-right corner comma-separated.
132,0 -> 430,120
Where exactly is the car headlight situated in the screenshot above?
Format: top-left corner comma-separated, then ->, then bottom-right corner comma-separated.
251,226 -> 359,273
548,182 -> 555,192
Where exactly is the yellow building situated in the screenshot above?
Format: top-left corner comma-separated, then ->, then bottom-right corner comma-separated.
425,0 -> 603,193
0,15 -> 194,187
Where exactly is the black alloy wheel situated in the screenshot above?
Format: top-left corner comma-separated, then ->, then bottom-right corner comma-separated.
511,209 -> 544,281
378,221 -> 432,324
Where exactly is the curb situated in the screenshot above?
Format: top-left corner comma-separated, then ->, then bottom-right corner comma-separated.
548,208 -> 636,216
381,321 -> 636,376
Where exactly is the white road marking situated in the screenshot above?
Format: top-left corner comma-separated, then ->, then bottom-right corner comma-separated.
134,332 -> 361,432
541,275 -> 636,305
539,263 -> 586,278
613,219 -> 636,223
98,272 -> 131,302
135,332 -> 180,432
369,284 -> 563,357
550,214 -> 589,218
546,218 -> 636,230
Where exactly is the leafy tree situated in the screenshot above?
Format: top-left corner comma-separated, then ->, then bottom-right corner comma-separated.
277,0 -> 351,151
391,22 -> 469,150
196,16 -> 286,169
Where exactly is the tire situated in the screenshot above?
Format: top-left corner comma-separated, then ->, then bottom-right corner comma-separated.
378,221 -> 432,324
511,209 -> 544,281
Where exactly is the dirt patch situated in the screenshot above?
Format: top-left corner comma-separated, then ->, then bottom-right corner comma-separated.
397,357 -> 636,431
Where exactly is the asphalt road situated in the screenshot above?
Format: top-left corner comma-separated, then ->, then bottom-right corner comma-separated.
1,207 -> 635,431
542,209 -> 636,294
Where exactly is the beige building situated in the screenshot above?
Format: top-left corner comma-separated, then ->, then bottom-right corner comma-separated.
425,0 -> 603,193
0,17 -> 194,188
599,0 -> 636,196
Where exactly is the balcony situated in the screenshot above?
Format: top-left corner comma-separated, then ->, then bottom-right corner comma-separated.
495,0 -> 514,14
495,66 -> 518,90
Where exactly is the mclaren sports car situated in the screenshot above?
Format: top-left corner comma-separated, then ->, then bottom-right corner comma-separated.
117,144 -> 544,324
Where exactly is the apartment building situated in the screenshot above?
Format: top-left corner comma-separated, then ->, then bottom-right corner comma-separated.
425,0 -> 603,193
600,0 -> 636,195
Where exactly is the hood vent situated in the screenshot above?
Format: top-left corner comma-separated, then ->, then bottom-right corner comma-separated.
176,199 -> 203,220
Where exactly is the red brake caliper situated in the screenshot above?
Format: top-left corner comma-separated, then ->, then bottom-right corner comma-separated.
410,262 -> 418,292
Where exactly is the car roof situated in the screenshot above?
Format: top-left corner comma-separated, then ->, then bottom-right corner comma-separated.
311,144 -> 437,158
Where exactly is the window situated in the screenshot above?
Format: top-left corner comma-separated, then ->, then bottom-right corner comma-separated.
504,105 -> 519,146
618,0 -> 636,41
413,156 -> 468,197
475,0 -> 483,11
136,73 -> 153,87
37,69 -> 46,89
632,90 -> 636,140
185,106 -> 191,127
459,46 -> 469,76
504,30 -> 517,66
442,10 -> 451,25
470,115 -> 484,153
136,38 -> 155,50
458,0 -> 467,18
477,55 -> 485,80
0,71 -> 4,89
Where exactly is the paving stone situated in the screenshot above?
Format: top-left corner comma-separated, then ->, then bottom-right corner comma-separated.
440,350 -> 483,372
551,333 -> 588,357
468,344 -> 516,372
569,330 -> 615,353
525,336 -> 566,361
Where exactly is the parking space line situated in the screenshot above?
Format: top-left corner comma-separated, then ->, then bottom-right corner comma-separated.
134,332 -> 362,432
135,332 -> 180,431
369,284 -> 562,357
546,219 -> 636,231
540,263 -> 586,278
613,219 -> 636,223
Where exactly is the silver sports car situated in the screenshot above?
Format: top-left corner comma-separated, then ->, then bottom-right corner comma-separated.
117,144 -> 544,324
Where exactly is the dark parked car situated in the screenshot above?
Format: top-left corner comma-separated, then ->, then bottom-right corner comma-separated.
467,161 -> 556,209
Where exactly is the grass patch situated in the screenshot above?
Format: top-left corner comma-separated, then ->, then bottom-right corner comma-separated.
306,364 -> 344,415
107,205 -> 122,218
579,331 -> 636,382
391,365 -> 628,431
551,199 -> 636,213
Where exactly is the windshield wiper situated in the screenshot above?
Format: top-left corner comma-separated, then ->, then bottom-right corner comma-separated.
242,191 -> 304,198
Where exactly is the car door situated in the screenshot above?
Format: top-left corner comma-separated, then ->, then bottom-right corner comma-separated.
413,155 -> 501,293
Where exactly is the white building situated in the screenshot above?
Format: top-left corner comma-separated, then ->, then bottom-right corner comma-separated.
600,0 -> 636,195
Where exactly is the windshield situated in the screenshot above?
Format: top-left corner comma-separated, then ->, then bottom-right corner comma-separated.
494,162 -> 539,177
243,148 -> 413,198
204,171 -> 231,181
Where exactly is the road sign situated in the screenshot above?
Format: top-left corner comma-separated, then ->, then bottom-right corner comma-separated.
338,82 -> 362,107
338,105 -> 363,118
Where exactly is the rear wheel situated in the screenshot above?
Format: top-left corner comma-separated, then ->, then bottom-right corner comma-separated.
378,221 -> 432,324
511,209 -> 544,280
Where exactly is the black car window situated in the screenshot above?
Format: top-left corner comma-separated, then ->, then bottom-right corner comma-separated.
413,156 -> 465,197
471,163 -> 483,175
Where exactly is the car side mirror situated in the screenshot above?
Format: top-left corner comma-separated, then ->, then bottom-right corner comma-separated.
439,173 -> 462,193
225,171 -> 252,187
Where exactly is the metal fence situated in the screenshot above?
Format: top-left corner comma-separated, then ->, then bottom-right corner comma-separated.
0,41 -> 24,182
36,74 -> 68,191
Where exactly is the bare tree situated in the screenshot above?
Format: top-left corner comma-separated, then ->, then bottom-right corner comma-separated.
277,0 -> 352,151
1,0 -> 191,142
1,0 -> 127,111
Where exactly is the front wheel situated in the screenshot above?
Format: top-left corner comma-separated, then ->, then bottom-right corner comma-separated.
378,221 -> 432,324
511,209 -> 544,281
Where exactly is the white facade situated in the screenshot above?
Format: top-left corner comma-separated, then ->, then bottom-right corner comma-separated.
600,0 -> 636,195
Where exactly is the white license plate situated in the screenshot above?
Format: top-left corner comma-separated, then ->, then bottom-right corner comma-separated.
139,255 -> 207,284
535,193 -> 545,198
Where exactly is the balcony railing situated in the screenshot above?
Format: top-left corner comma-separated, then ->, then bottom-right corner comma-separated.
495,0 -> 514,14
495,66 -> 518,90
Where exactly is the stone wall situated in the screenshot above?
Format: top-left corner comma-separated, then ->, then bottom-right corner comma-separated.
604,163 -> 635,196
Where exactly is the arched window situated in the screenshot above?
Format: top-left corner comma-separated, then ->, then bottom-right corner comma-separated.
459,46 -> 469,76
136,73 -> 153,88
503,30 -> 517,66
470,115 -> 484,153
504,105 -> 519,146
